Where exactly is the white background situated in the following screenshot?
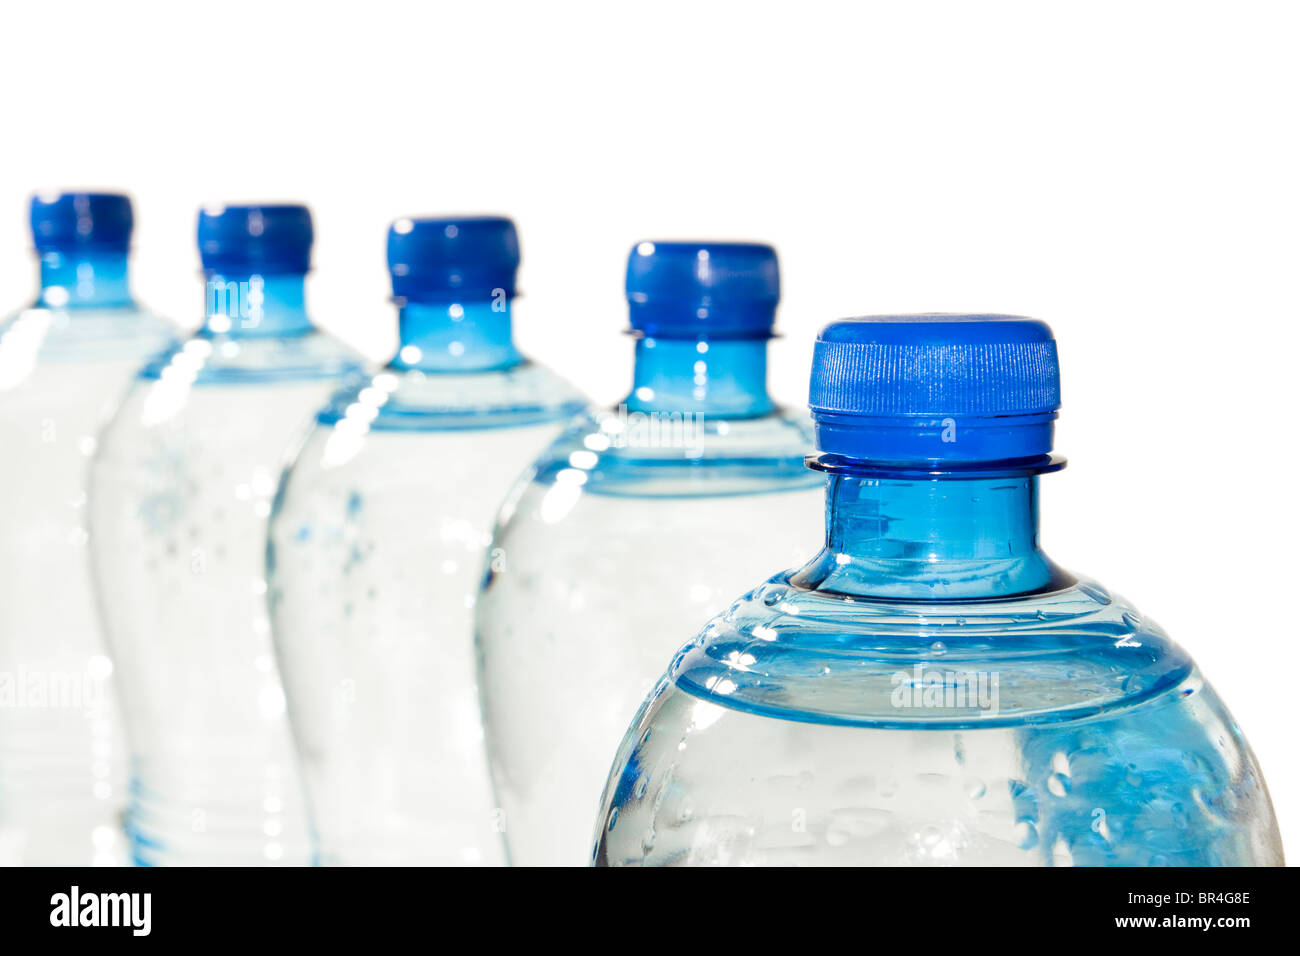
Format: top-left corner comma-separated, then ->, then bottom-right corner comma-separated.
2,1 -> 1296,858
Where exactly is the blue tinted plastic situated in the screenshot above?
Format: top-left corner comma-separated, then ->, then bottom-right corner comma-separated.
625,240 -> 779,339
475,243 -> 823,866
594,315 -> 1282,867
88,212 -> 362,865
197,203 -> 314,275
266,220 -> 584,865
30,192 -> 133,253
0,194 -> 175,864
387,216 -> 520,300
809,314 -> 1059,462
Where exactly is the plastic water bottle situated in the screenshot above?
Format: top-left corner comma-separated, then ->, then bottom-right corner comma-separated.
595,314 -> 1284,866
267,216 -> 584,865
0,193 -> 175,865
88,204 -> 363,865
476,241 -> 825,866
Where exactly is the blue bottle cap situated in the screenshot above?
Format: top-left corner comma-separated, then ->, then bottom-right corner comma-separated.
625,241 -> 779,339
197,204 -> 313,274
30,192 -> 133,252
387,216 -> 520,301
809,314 -> 1061,464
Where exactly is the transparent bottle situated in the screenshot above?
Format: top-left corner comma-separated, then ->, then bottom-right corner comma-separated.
268,216 -> 584,865
89,204 -> 363,865
0,193 -> 175,865
476,242 -> 824,866
596,314 -> 1283,867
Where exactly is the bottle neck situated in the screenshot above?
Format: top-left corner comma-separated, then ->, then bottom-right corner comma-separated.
37,251 -> 134,308
203,272 -> 313,337
390,298 -> 522,372
624,336 -> 774,417
791,472 -> 1065,600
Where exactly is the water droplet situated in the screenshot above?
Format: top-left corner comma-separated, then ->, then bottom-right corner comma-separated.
1047,773 -> 1071,798
1121,673 -> 1148,695
1079,581 -> 1112,605
607,808 -> 619,831
930,641 -> 947,656
1182,751 -> 1209,775
1170,802 -> 1189,830
1014,821 -> 1039,850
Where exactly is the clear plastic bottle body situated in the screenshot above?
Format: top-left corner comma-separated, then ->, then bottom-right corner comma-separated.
267,357 -> 584,865
595,472 -> 1284,866
89,321 -> 362,866
476,401 -> 824,866
0,268 -> 175,865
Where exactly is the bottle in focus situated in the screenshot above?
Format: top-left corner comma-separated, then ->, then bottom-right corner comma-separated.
595,314 -> 1283,867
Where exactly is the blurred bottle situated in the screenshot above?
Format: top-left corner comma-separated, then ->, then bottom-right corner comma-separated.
475,241 -> 824,866
267,216 -> 584,865
0,192 -> 175,865
89,204 -> 363,865
595,314 -> 1284,867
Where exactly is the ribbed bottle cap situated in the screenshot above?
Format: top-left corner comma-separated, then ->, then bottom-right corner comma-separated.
387,216 -> 520,301
809,314 -> 1061,463
625,241 -> 779,339
197,204 -> 313,274
30,192 -> 133,252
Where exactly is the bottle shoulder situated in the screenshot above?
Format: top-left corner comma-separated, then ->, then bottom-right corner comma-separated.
313,358 -> 586,432
135,328 -> 365,387
517,405 -> 822,500
668,572 -> 1196,729
0,302 -> 177,379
